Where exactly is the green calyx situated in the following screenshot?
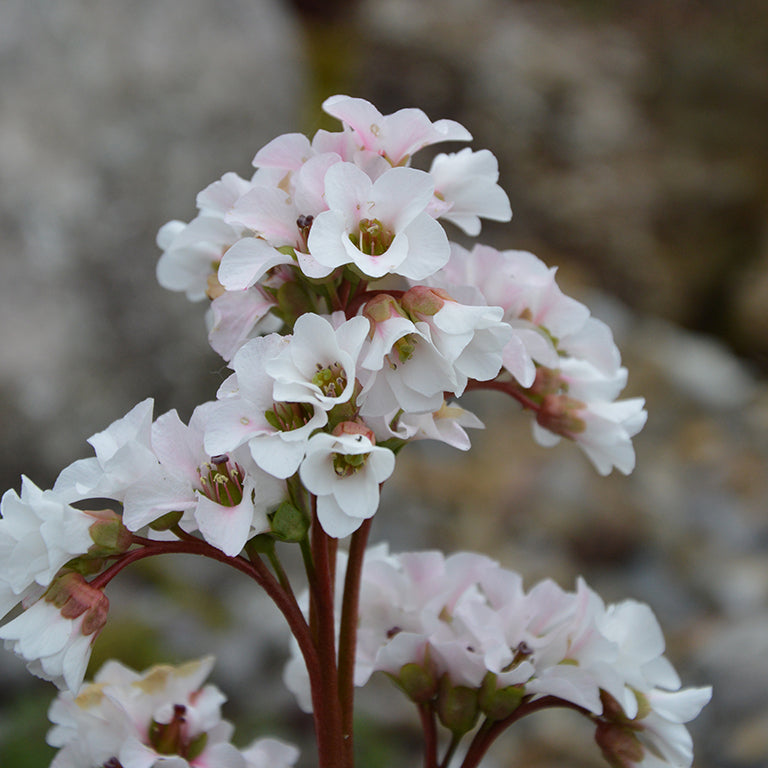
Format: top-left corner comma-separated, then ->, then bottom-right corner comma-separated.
269,500 -> 309,542
436,674 -> 480,735
478,672 -> 525,720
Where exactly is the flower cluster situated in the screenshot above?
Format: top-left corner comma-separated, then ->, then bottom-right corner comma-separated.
158,94 -> 645,475
0,95 -> 707,768
47,656 -> 299,768
286,546 -> 711,768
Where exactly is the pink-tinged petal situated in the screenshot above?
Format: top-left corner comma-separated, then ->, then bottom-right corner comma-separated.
322,162 -> 374,219
253,133 -> 313,170
122,472 -> 196,531
395,216 -> 450,280
293,152 -> 341,213
226,187 -> 299,244
208,288 -> 277,362
196,172 -> 253,216
204,400 -> 270,456
151,410 -> 201,482
322,96 -> 382,150
370,167 -> 435,230
218,237 -> 294,290
194,494 -> 254,557
249,436 -> 307,479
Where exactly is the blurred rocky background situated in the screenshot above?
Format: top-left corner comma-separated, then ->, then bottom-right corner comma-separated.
1,0 -> 766,766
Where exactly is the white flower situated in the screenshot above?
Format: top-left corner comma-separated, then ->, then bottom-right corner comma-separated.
358,296 -> 457,418
0,477 -> 94,619
428,148 -> 512,235
54,398 -> 158,504
47,656 -> 271,768
305,162 -> 450,280
401,285 -> 512,392
299,430 -> 395,537
1,575 -> 108,692
265,313 -> 369,411
122,403 -> 285,557
204,335 -> 328,479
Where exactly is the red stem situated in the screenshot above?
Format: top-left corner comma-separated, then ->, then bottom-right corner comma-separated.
337,517 -> 373,764
309,497 -> 348,767
91,536 -> 324,764
418,703 -> 438,768
459,696 -> 593,768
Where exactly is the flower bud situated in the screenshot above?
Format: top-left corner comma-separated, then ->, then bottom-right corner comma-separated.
436,674 -> 479,735
46,572 -> 109,637
362,293 -> 407,325
87,509 -> 133,556
401,285 -> 453,319
269,501 -> 309,542
331,420 -> 376,443
594,721 -> 644,768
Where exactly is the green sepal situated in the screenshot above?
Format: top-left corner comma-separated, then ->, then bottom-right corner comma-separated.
245,534 -> 276,557
269,501 -> 309,542
276,280 -> 312,325
88,516 -> 133,556
436,674 -> 479,735
186,731 -> 209,761
149,510 -> 184,531
394,661 -> 438,704
64,556 -> 107,577
478,672 -> 525,720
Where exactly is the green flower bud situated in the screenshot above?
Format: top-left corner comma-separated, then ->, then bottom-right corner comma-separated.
436,674 -> 479,735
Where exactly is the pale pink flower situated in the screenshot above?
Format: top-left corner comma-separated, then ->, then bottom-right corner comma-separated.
428,148 -> 512,235
207,286 -> 279,362
47,656 -> 273,768
0,477 -> 95,619
322,95 -> 472,166
305,162 -> 449,280
122,403 -> 285,556
1,575 -> 108,692
204,335 -> 328,479
299,431 -> 395,537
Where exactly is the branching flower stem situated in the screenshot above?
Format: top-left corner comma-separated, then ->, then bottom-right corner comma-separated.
465,377 -> 542,413
458,696 -> 592,768
91,535 -> 334,766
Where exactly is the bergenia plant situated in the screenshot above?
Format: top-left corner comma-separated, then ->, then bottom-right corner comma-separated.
1,95 -> 710,768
